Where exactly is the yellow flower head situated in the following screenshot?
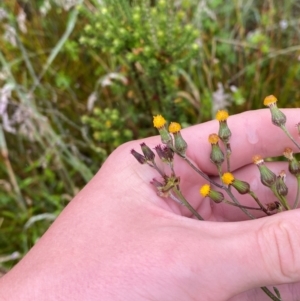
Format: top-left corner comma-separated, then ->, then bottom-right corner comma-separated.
263,95 -> 277,107
153,115 -> 166,129
168,122 -> 181,133
200,184 -> 210,197
216,110 -> 229,122
252,155 -> 264,165
222,172 -> 235,185
208,133 -> 219,144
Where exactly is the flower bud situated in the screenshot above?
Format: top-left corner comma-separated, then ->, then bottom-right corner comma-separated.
283,147 -> 294,161
199,184 -> 224,203
232,179 -> 250,194
263,95 -> 286,127
169,122 -> 187,156
221,172 -> 250,194
275,170 -> 288,197
154,145 -> 174,164
283,147 -> 300,176
208,134 -> 224,166
140,143 -> 155,162
151,178 -> 170,198
253,155 -> 276,187
153,115 -> 173,145
131,149 -> 146,164
216,110 -> 231,144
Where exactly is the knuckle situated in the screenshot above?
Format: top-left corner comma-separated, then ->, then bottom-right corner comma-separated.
257,218 -> 300,282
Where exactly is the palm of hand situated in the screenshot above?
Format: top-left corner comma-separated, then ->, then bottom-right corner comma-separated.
125,109 -> 298,222
95,109 -> 300,301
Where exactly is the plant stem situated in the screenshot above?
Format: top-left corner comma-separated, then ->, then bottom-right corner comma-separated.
293,176 -> 300,209
261,286 -> 282,301
225,143 -> 231,172
249,191 -> 271,216
280,124 -> 300,150
182,156 -> 224,189
224,188 -> 256,219
223,200 -> 262,211
217,165 -> 222,180
172,186 -> 204,220
182,155 -> 256,218
273,286 -> 282,299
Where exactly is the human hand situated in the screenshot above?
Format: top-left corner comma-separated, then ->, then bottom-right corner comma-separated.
1,109 -> 300,301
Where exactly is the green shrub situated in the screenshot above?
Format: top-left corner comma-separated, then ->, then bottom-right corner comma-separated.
79,0 -> 200,121
81,107 -> 133,159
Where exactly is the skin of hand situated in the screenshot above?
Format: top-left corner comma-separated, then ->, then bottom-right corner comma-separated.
1,109 -> 300,301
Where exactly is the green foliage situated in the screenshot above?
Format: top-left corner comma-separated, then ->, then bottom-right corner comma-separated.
81,107 -> 133,159
79,0 -> 200,119
81,0 -> 199,64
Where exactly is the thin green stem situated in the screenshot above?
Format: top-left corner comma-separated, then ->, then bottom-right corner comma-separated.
169,192 -> 184,205
223,200 -> 262,211
224,188 -> 256,219
182,156 -> 224,189
273,286 -> 282,300
225,143 -> 231,172
293,176 -> 300,209
182,155 -> 255,218
260,286 -> 282,301
226,156 -> 231,172
170,163 -> 175,176
280,125 -> 300,150
249,191 -> 271,216
217,165 -> 222,180
280,195 -> 291,210
172,186 -> 204,220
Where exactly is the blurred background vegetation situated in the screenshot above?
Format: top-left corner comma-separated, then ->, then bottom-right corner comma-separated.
1,0 -> 300,272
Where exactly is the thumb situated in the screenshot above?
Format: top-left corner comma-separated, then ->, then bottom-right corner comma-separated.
181,210 -> 300,300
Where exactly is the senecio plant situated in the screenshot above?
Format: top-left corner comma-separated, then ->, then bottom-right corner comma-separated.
131,95 -> 300,301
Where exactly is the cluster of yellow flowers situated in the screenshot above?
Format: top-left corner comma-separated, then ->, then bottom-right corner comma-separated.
132,95 -> 291,301
150,94 -> 297,213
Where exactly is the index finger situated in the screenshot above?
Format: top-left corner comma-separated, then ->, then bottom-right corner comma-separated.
181,108 -> 300,174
